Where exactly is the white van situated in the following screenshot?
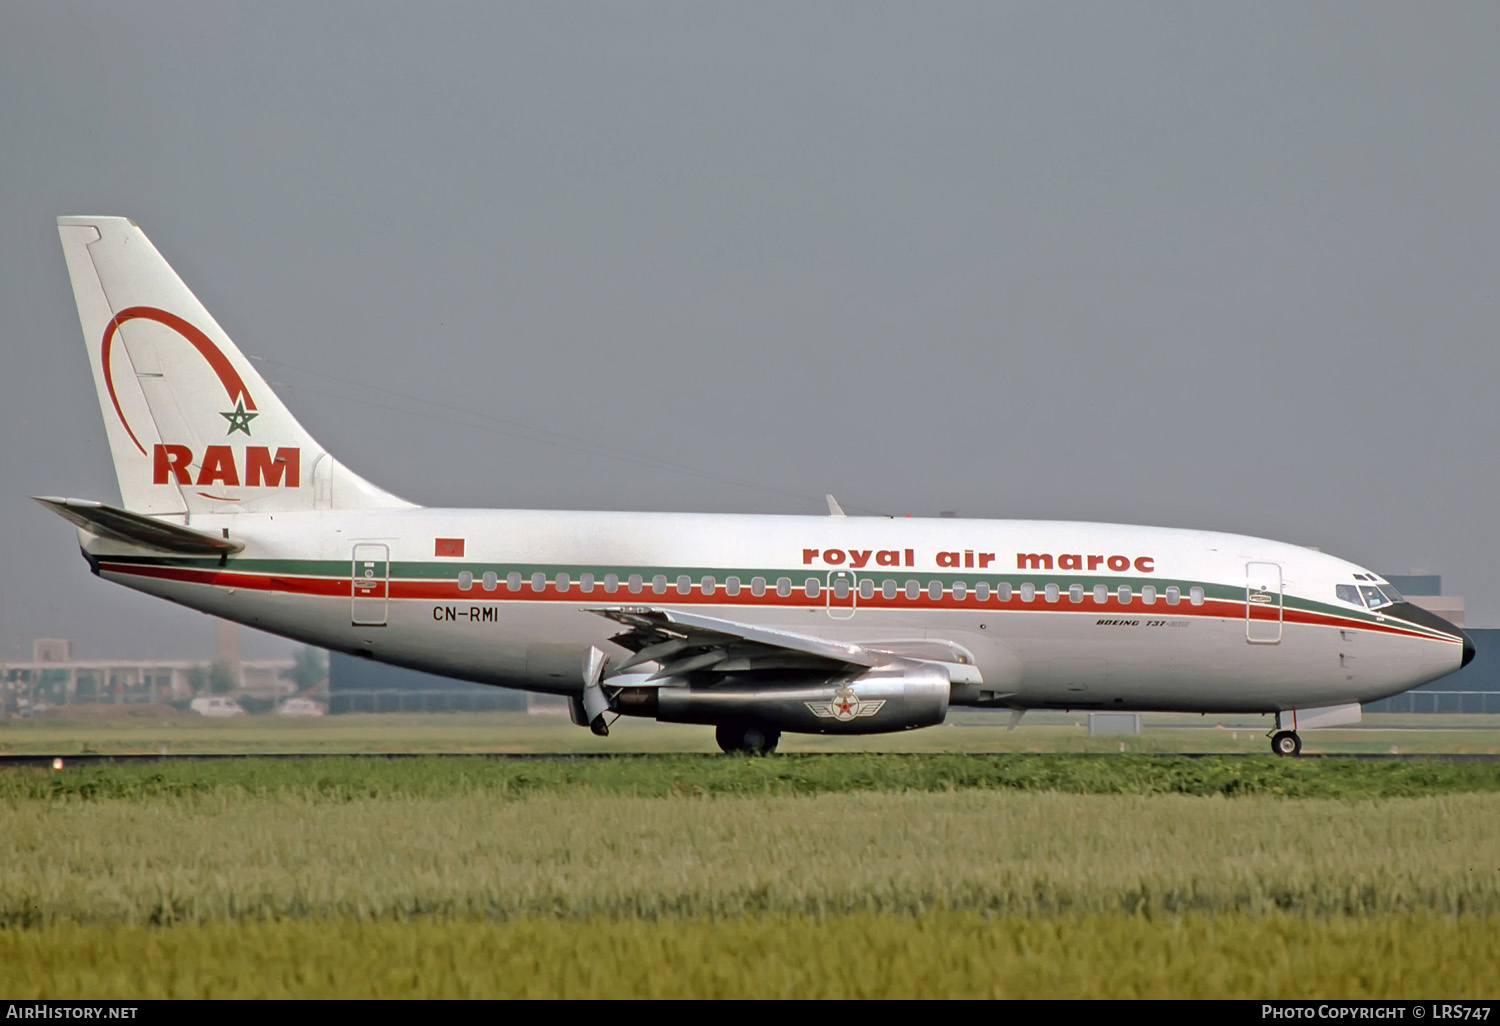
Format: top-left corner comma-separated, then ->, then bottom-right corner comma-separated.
189,696 -> 246,717
276,697 -> 325,717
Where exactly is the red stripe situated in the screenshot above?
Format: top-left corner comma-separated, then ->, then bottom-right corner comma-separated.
101,562 -> 346,597
97,561 -> 1459,644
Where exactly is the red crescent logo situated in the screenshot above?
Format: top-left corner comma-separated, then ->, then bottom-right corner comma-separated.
100,306 -> 256,456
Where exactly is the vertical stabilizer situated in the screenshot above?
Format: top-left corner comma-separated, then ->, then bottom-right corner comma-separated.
56,217 -> 414,515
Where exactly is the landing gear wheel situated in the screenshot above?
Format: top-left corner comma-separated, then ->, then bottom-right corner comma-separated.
715,723 -> 782,756
1271,730 -> 1302,757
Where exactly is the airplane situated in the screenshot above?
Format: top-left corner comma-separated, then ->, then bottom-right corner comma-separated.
37,216 -> 1474,757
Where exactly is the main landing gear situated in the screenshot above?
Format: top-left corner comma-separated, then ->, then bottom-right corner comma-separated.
1270,730 -> 1303,757
716,722 -> 781,756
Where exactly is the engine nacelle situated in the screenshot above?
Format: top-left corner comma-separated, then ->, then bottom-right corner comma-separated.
618,663 -> 951,735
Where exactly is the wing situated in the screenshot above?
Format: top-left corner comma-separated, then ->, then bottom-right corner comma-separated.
588,606 -> 982,685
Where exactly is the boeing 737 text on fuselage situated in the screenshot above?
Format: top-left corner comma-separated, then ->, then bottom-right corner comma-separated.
38,217 -> 1474,755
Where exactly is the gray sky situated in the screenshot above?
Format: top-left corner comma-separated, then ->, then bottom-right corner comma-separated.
2,2 -> 1498,660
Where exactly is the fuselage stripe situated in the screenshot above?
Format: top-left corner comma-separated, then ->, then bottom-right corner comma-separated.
96,560 -> 1462,645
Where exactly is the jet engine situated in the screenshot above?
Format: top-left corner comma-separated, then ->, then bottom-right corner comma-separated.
612,663 -> 952,735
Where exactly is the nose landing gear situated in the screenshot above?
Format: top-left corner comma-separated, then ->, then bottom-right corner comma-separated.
1270,730 -> 1302,757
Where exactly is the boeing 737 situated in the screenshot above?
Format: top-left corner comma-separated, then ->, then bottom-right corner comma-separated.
38,216 -> 1474,755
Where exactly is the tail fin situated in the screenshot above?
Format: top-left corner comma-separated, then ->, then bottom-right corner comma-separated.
56,216 -> 414,515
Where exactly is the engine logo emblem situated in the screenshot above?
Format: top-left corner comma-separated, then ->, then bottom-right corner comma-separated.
806,686 -> 885,722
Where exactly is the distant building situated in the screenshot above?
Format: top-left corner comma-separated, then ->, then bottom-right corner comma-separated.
1366,573 -> 1495,712
1,636 -> 294,714
32,638 -> 71,662
326,652 -> 562,714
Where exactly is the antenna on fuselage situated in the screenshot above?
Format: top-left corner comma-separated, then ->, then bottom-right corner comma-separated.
825,494 -> 847,518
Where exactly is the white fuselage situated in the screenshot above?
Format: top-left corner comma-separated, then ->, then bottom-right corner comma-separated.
82,508 -> 1466,715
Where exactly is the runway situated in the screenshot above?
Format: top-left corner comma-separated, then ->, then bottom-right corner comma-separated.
3,750 -> 1499,768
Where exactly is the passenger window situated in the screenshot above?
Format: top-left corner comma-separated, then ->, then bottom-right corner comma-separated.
531,572 -> 546,592
974,581 -> 989,601
725,576 -> 741,596
1093,584 -> 1108,604
579,573 -> 595,594
484,571 -> 499,592
677,575 -> 693,595
1068,583 -> 1083,603
1019,583 -> 1035,602
458,571 -> 473,592
859,579 -> 874,600
1165,586 -> 1180,605
555,572 -> 570,592
882,580 -> 897,600
652,575 -> 667,594
1140,585 -> 1155,605
928,581 -> 943,601
906,580 -> 920,600
628,574 -> 643,594
953,581 -> 967,600
604,573 -> 619,594
1117,585 -> 1132,604
1044,583 -> 1060,603
701,575 -> 717,596
1336,584 -> 1361,605
1190,586 -> 1204,606
804,577 -> 819,598
776,577 -> 791,597
751,577 -> 766,597
507,572 -> 522,592
833,578 -> 850,599
995,582 -> 1012,601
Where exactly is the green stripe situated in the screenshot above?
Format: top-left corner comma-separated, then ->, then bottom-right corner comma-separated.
100,555 -> 1432,636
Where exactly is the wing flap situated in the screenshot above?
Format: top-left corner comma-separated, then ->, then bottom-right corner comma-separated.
33,496 -> 244,555
592,606 -> 879,677
587,606 -> 982,686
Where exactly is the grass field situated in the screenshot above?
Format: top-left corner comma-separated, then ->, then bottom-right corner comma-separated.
6,913 -> 1497,999
2,754 -> 1499,997
3,706 -> 1499,755
7,751 -> 1500,800
6,787 -> 1500,923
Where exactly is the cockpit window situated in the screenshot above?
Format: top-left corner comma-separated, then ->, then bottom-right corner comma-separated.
1359,585 -> 1393,610
1336,584 -> 1361,606
1379,584 -> 1403,604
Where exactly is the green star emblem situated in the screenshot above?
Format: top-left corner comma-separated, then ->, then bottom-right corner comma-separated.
220,400 -> 258,436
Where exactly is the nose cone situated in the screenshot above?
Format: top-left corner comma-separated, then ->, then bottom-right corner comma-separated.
1384,602 -> 1473,674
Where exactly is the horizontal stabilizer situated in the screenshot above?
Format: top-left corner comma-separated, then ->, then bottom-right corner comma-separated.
32,496 -> 244,555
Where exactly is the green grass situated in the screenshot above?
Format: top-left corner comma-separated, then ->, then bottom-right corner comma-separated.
3,789 -> 1498,926
5,752 -> 1500,802
5,912 -> 1497,999
3,707 -> 1497,755
5,750 -> 1498,998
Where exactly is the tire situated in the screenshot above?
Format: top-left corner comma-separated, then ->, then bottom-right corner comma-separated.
716,722 -> 781,756
715,722 -> 746,754
741,725 -> 781,755
1271,730 -> 1302,757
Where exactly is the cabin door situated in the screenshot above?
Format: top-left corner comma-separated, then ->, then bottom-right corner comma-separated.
351,543 -> 390,626
1246,561 -> 1283,644
826,570 -> 857,620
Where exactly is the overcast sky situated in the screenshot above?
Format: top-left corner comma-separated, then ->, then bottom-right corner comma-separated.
2,2 -> 1498,660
